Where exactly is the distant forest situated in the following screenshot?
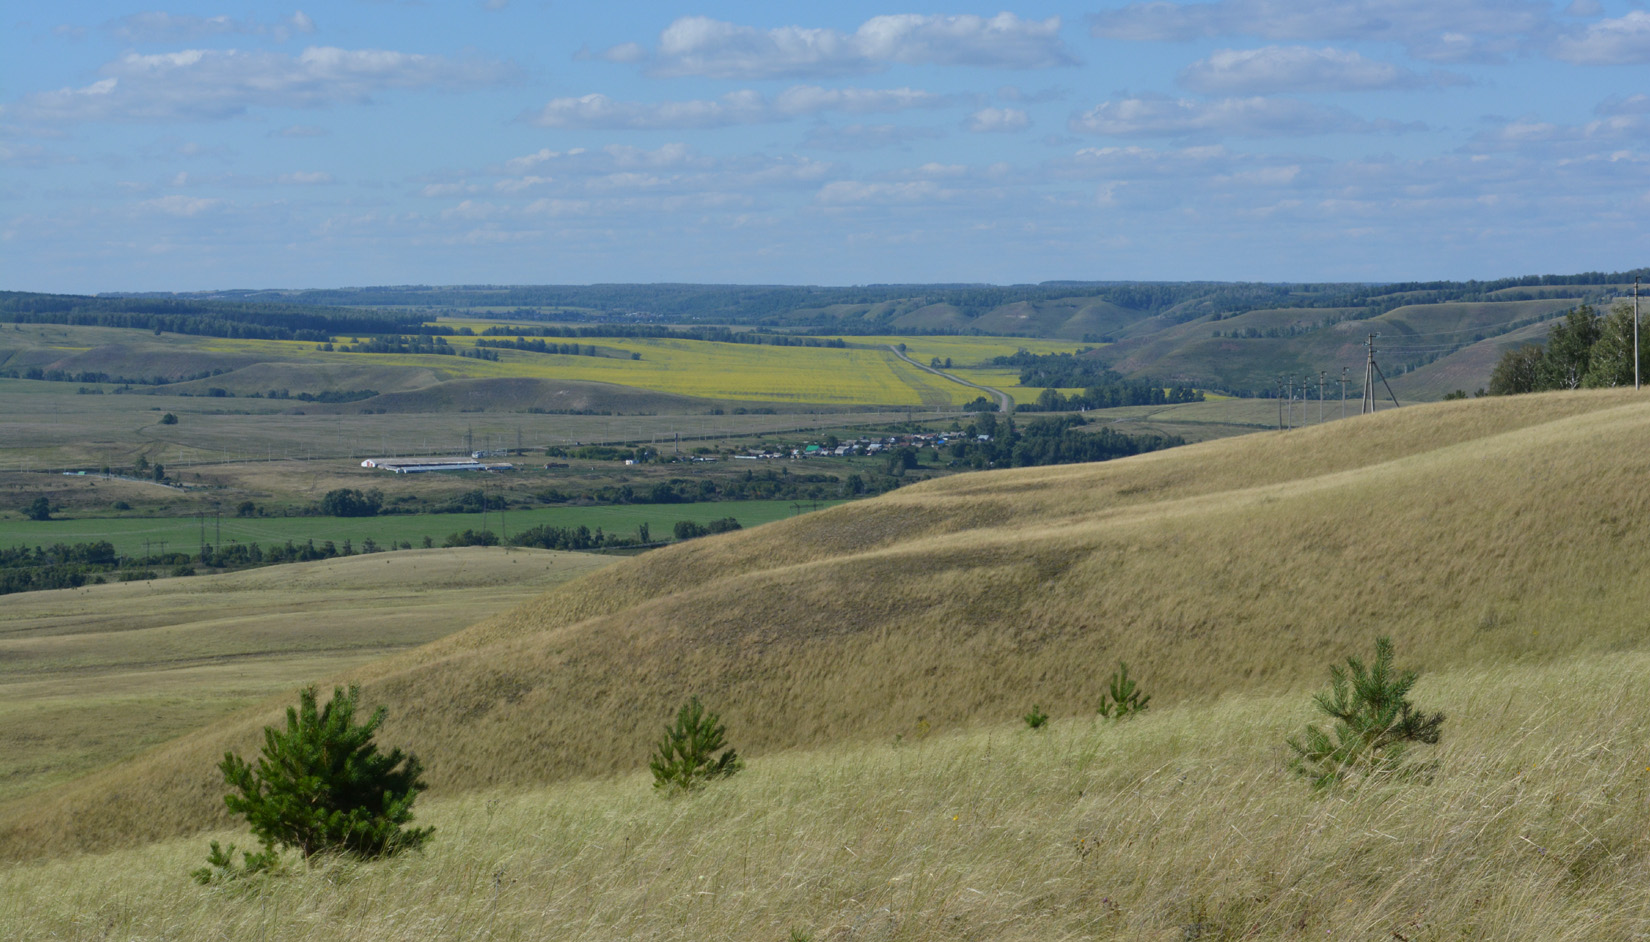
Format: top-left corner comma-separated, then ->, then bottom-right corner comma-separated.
0,291 -> 427,340
142,270 -> 1649,330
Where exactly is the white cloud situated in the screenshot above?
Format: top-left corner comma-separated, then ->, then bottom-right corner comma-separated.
1597,94 -> 1650,116
800,123 -> 945,151
1469,113 -> 1650,150
1089,0 -> 1550,63
271,124 -> 329,137
1179,46 -> 1468,94
966,107 -> 1030,133
276,171 -> 333,184
1069,94 -> 1416,137
600,42 -> 646,63
8,46 -> 516,124
816,180 -> 949,205
1550,11 -> 1650,64
634,13 -> 1075,79
108,10 -> 317,44
523,86 -> 947,130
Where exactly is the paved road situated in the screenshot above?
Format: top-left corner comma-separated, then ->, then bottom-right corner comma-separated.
886,345 -> 1014,413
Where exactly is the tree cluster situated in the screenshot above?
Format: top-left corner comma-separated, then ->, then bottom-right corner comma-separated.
946,414 -> 1184,470
1489,303 -> 1647,395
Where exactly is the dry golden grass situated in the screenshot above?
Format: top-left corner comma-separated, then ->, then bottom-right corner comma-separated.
3,650 -> 1647,940
4,389 -> 1649,868
0,548 -> 614,803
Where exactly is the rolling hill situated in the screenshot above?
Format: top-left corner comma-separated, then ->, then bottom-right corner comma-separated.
4,388 -> 1649,863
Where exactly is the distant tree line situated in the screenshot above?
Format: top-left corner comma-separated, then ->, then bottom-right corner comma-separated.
0,291 -> 428,340
474,337 -> 635,358
328,335 -> 497,360
477,324 -> 846,347
988,351 -> 1203,410
1488,303 -> 1648,395
945,412 -> 1184,470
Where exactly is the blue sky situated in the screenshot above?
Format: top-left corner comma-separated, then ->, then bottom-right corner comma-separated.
2,1 -> 1646,292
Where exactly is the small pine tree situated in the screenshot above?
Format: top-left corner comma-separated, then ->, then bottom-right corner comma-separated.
1097,662 -> 1150,719
1023,704 -> 1049,730
650,696 -> 742,794
1287,636 -> 1444,789
214,685 -> 432,863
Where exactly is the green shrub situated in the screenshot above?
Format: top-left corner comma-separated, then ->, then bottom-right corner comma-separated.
1023,704 -> 1049,730
190,840 -> 280,885
1097,662 -> 1150,720
1287,636 -> 1444,789
649,696 -> 743,794
211,685 -> 432,864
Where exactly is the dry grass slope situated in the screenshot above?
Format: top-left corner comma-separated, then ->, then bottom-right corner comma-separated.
4,389 -> 1649,862
4,651 -> 1648,940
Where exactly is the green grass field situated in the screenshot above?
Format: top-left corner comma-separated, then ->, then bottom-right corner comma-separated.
0,499 -> 844,556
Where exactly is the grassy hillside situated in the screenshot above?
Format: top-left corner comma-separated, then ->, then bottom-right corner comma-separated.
5,389 -> 1648,862
0,548 -> 615,803
1101,298 -> 1581,393
3,650 -> 1647,940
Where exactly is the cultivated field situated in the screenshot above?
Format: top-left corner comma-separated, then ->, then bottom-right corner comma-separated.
0,498 -> 843,557
0,377 -> 950,470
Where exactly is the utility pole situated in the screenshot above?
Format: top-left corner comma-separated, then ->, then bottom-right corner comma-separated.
1277,378 -> 1284,430
1361,333 -> 1402,413
1318,370 -> 1326,424
1635,276 -> 1641,391
1341,367 -> 1349,419
1363,334 -> 1376,414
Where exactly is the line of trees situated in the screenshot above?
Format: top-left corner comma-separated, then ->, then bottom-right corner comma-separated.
0,291 -> 427,340
946,413 -> 1184,470
1488,303 -> 1647,395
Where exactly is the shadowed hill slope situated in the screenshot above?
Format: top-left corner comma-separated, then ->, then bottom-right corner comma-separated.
5,389 -> 1650,859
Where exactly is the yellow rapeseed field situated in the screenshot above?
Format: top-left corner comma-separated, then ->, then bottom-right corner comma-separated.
194,334 -> 978,406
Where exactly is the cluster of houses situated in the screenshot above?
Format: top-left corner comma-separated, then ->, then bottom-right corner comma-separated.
733,432 -> 991,461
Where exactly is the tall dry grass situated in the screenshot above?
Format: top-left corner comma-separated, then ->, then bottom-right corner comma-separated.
4,389 -> 1649,861
3,650 -> 1647,940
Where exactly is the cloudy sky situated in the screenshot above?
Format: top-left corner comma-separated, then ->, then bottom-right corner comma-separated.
2,1 -> 1646,292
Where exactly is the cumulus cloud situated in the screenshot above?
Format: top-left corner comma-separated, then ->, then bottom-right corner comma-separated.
966,107 -> 1030,132
108,10 -> 317,44
1089,0 -> 1550,62
1550,11 -> 1650,64
1069,93 -> 1418,137
1469,112 -> 1650,150
9,46 -> 517,124
523,85 -> 948,130
621,13 -> 1075,79
1178,46 -> 1468,94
